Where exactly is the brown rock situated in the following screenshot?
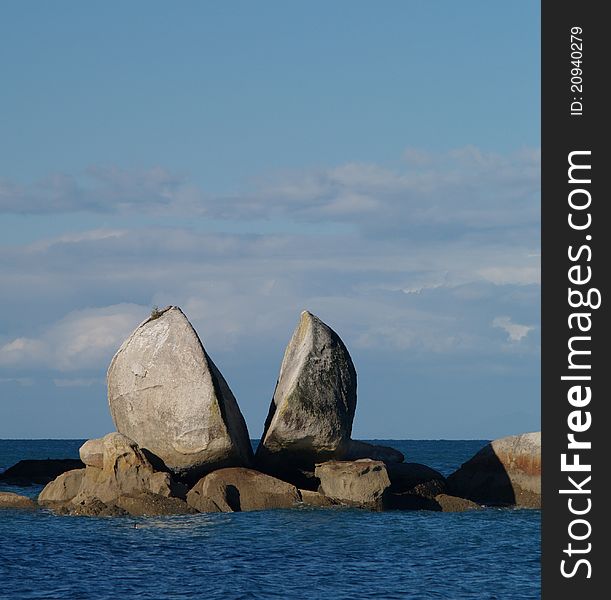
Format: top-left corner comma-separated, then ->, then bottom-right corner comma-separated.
115,493 -> 196,516
70,498 -> 128,517
38,469 -> 85,505
0,491 -> 36,510
299,489 -> 339,507
187,468 -> 301,513
434,494 -> 481,512
385,492 -> 481,512
385,492 -> 442,511
447,432 -> 541,508
74,433 -> 176,504
314,459 -> 390,509
387,463 -> 447,498
39,433 -> 188,516
79,438 -> 104,469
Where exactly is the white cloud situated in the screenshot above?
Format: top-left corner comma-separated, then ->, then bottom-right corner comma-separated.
53,377 -> 105,388
0,304 -> 145,371
0,377 -> 34,386
492,316 -> 534,342
0,338 -> 46,366
0,219 -> 540,366
0,147 -> 540,378
0,147 -> 540,240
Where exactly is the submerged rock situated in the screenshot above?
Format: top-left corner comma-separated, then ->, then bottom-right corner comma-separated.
0,459 -> 84,486
0,491 -> 36,510
108,306 -> 253,481
314,459 -> 391,509
187,467 -> 301,513
447,432 -> 541,508
256,311 -> 357,478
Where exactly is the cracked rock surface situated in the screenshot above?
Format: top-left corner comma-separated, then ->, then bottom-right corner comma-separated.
108,306 -> 253,480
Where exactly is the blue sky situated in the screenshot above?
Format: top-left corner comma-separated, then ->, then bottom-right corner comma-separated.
0,1 -> 540,439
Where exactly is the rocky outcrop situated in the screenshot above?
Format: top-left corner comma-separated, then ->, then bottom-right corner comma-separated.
344,440 -> 404,464
0,491 -> 36,510
65,499 -> 128,517
79,438 -> 104,469
115,493 -> 195,516
39,433 -> 188,516
447,432 -> 541,508
38,469 -> 85,505
0,459 -> 84,486
314,459 -> 390,509
434,494 -> 481,512
187,467 -> 301,513
387,463 -> 447,497
108,306 -> 253,481
256,311 -> 358,480
73,433 -> 180,504
384,462 -> 447,510
299,489 -> 339,508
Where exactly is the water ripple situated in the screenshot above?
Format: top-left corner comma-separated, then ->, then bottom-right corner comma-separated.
0,439 -> 539,599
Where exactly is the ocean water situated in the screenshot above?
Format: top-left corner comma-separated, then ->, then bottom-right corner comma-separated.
0,440 -> 541,600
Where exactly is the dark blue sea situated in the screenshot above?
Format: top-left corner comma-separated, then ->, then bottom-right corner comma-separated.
0,440 -> 541,600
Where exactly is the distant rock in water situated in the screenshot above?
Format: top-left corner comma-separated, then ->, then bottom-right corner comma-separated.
0,459 -> 84,486
256,311 -> 357,478
344,440 -> 404,464
107,306 -> 253,481
0,491 -> 37,510
447,432 -> 541,508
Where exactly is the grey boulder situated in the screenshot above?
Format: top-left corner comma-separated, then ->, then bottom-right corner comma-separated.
108,306 -> 253,480
314,459 -> 391,509
256,311 -> 357,476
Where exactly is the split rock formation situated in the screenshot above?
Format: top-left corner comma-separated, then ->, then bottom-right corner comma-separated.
108,306 -> 253,481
